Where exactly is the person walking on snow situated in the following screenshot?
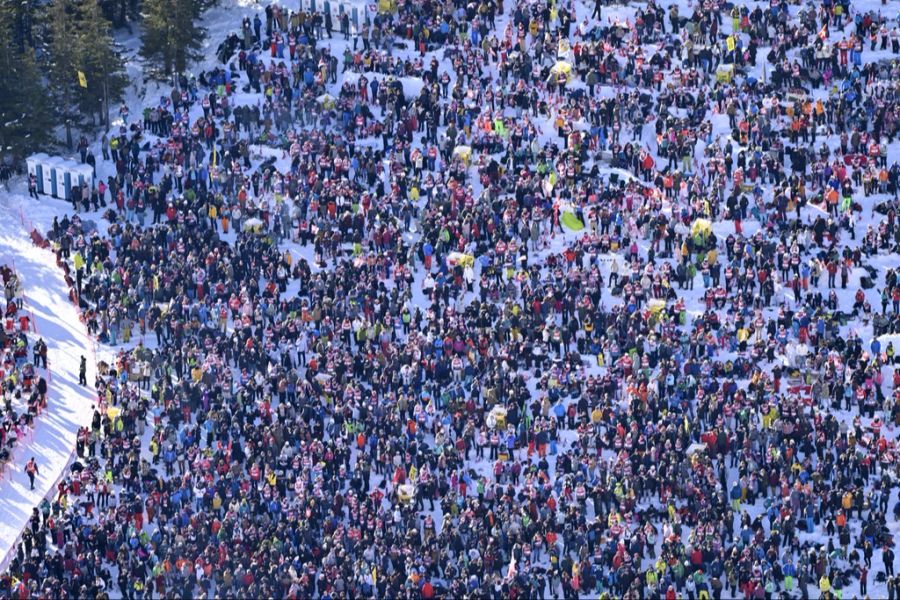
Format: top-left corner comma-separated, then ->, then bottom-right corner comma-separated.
25,457 -> 38,490
79,355 -> 87,386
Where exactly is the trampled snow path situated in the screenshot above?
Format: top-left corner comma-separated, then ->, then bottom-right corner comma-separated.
0,206 -> 96,567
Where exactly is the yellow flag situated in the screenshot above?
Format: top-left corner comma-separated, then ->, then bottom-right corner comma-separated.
726,36 -> 735,52
77,70 -> 87,88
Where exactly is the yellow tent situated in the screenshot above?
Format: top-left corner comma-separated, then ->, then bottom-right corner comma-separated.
242,217 -> 264,234
547,61 -> 573,83
446,252 -> 475,268
397,483 -> 415,504
486,405 -> 507,429
452,145 -> 472,165
648,299 -> 666,314
716,64 -> 734,84
691,218 -> 712,238
316,94 -> 335,110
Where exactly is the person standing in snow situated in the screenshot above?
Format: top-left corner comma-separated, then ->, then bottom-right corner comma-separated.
32,338 -> 46,369
79,355 -> 87,386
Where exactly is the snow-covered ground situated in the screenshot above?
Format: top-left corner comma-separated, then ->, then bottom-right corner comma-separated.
0,202 -> 96,568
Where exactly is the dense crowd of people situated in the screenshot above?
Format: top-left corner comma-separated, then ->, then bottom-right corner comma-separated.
0,266 -> 47,483
4,0 -> 900,597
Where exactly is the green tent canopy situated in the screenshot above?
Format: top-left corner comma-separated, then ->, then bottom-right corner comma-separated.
561,211 -> 584,231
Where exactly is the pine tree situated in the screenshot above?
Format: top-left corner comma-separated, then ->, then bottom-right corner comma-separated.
45,0 -> 81,148
0,2 -> 55,159
72,0 -> 128,128
98,0 -> 138,29
45,0 -> 127,143
3,0 -> 38,53
140,0 -> 206,78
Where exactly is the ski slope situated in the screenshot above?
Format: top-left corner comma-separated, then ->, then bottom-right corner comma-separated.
0,204 -> 96,568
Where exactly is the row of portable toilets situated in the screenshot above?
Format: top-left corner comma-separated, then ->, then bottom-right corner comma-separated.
295,0 -> 392,33
301,0 -> 363,29
25,154 -> 94,201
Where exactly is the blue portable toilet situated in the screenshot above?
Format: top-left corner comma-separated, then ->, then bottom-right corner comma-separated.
44,157 -> 61,198
26,153 -> 49,194
54,159 -> 72,200
73,163 -> 94,189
